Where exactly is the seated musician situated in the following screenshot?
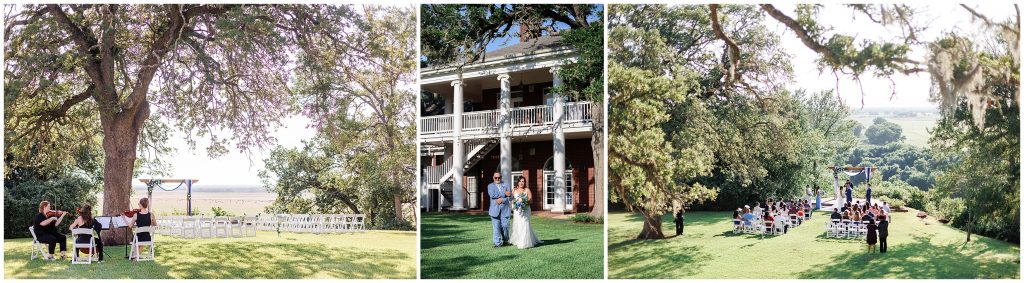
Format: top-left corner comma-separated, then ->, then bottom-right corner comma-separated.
33,201 -> 68,260
69,204 -> 104,262
123,198 -> 156,260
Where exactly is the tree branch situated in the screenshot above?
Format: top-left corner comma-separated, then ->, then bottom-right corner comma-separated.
710,4 -> 740,84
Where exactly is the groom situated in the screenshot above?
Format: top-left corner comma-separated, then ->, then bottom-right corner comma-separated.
487,172 -> 511,247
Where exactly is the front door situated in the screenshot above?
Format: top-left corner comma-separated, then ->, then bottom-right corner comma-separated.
542,171 -> 573,211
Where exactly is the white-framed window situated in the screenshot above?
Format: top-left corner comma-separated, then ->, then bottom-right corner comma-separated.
542,156 -> 574,210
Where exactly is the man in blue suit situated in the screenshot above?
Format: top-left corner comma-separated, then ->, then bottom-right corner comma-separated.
487,172 -> 511,247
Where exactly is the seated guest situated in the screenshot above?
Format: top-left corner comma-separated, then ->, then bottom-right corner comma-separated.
787,204 -> 799,215
733,208 -> 742,220
69,204 -> 104,262
741,208 -> 755,226
852,210 -> 862,222
753,202 -> 763,216
33,201 -> 68,260
842,210 -> 851,220
830,208 -> 842,220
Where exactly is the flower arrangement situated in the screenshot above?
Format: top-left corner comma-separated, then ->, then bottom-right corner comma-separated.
512,193 -> 529,211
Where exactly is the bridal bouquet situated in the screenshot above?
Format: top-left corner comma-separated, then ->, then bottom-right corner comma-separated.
512,193 -> 529,211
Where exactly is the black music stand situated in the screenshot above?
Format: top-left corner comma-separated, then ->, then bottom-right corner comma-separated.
95,215 -> 130,258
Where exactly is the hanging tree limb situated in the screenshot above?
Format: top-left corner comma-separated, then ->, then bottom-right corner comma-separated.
710,4 -> 740,84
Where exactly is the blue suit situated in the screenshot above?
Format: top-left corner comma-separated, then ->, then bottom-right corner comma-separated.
487,182 -> 511,247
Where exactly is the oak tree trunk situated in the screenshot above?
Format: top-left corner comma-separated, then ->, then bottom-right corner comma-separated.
590,102 -> 605,219
99,101 -> 149,246
637,209 -> 665,240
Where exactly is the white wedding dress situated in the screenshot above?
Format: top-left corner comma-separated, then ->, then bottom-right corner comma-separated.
508,191 -> 542,249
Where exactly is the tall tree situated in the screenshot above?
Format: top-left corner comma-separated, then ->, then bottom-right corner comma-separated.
4,4 -> 397,243
292,5 -> 416,225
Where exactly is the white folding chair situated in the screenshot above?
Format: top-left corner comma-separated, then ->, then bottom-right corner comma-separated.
131,226 -> 156,261
199,217 -> 214,238
228,217 -> 243,237
213,216 -> 229,237
181,217 -> 197,239
71,228 -> 98,264
354,215 -> 366,231
28,226 -> 51,261
242,216 -> 258,237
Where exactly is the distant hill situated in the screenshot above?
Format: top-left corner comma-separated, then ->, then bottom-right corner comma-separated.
851,107 -> 939,148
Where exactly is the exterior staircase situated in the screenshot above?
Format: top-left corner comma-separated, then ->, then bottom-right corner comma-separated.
423,139 -> 498,186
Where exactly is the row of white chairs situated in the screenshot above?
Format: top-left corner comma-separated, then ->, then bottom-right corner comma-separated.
825,219 -> 870,239
156,216 -> 258,239
733,208 -> 813,236
254,214 -> 367,233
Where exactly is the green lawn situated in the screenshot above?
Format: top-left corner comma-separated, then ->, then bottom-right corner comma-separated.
609,210 -> 1019,279
5,230 -> 416,279
420,212 -> 604,279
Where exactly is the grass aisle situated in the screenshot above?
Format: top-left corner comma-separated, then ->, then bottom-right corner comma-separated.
609,210 -> 1019,279
420,212 -> 603,279
4,230 -> 416,279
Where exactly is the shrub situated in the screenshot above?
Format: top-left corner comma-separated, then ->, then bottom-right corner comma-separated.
4,170 -> 100,238
571,213 -> 601,224
211,206 -> 234,217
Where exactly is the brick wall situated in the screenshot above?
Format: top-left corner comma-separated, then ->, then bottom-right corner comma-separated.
470,138 -> 595,213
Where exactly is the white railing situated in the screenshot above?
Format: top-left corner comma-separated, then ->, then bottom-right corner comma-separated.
422,140 -> 492,184
420,114 -> 454,134
420,101 -> 593,136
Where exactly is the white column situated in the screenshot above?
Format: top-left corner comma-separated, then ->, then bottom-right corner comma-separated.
498,74 -> 512,186
451,80 -> 466,210
550,67 -> 566,213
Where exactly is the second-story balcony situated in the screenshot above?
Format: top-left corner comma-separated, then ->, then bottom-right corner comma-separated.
419,101 -> 594,143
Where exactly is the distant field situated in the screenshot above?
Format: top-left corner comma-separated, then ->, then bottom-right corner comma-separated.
851,114 -> 938,147
97,190 -> 275,216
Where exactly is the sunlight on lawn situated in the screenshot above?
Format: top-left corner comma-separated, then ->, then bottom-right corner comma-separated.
4,230 -> 416,279
420,212 -> 603,279
608,210 -> 1019,279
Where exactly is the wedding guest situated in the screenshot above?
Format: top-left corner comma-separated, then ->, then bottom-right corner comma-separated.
831,208 -> 842,220
866,219 -> 878,253
733,208 -> 742,220
878,215 -> 889,253
741,208 -> 755,226
673,210 -> 685,236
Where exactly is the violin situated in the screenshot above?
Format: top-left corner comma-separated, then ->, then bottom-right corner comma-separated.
122,208 -> 142,217
44,210 -> 67,218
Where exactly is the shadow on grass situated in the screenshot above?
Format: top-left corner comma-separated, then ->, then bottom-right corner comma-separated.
798,236 -> 1020,279
5,237 -> 414,279
608,238 -> 712,279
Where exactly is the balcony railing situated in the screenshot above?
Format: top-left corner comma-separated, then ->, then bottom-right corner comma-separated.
419,101 -> 593,137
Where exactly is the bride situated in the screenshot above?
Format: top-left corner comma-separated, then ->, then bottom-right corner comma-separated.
509,177 -> 542,249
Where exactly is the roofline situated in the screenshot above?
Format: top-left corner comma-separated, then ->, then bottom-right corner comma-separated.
421,47 -> 575,79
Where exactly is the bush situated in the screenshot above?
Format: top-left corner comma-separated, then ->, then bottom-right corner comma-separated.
853,180 -> 926,209
211,206 -> 233,217
878,196 -> 905,209
571,213 -> 601,224
4,170 -> 100,238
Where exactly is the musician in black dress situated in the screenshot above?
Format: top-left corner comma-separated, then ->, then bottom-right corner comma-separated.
32,201 -> 68,260
69,204 -> 104,262
124,198 -> 156,260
